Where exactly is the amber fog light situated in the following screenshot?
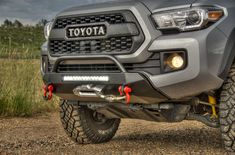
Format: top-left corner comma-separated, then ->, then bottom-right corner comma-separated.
162,52 -> 187,73
166,54 -> 184,69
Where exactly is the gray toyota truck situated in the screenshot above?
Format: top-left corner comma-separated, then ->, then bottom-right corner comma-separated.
41,0 -> 235,151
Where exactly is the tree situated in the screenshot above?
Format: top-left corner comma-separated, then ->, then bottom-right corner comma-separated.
36,19 -> 48,27
13,20 -> 23,28
3,19 -> 13,27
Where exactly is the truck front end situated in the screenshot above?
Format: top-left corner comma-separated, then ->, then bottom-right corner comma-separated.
40,0 -> 235,151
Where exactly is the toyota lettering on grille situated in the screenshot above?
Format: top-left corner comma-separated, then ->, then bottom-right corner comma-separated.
66,25 -> 106,38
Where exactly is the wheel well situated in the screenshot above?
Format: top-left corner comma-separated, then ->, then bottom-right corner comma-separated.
219,28 -> 235,79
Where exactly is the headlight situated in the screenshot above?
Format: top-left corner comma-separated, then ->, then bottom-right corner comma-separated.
44,21 -> 53,40
152,7 -> 224,32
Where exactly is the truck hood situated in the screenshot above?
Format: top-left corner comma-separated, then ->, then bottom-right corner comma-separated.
59,0 -> 196,17
138,0 -> 196,11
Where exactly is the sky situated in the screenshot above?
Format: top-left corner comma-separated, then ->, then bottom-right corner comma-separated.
0,0 -> 113,25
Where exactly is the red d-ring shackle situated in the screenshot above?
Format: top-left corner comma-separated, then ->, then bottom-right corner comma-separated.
118,85 -> 132,104
43,84 -> 54,101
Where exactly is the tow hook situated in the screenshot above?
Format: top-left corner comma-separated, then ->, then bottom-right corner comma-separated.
118,85 -> 132,104
43,84 -> 54,101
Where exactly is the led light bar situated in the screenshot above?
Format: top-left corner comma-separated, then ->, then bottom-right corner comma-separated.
63,76 -> 109,82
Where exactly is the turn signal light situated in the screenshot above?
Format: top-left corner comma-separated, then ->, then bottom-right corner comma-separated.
208,11 -> 223,21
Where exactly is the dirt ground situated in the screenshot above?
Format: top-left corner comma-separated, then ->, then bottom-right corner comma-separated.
0,113 -> 228,155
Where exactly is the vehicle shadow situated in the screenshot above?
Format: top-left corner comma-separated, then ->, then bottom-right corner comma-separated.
112,122 -> 226,153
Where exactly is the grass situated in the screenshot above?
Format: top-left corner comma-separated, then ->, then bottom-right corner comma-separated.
0,26 -> 58,116
0,27 -> 45,59
0,59 -> 58,116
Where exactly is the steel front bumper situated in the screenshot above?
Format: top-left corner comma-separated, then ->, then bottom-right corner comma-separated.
42,72 -> 167,104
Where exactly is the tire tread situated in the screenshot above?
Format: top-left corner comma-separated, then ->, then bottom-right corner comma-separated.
220,64 -> 235,151
60,100 -> 120,144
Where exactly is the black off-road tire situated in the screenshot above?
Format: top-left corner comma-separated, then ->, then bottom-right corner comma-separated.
60,100 -> 120,144
220,64 -> 235,152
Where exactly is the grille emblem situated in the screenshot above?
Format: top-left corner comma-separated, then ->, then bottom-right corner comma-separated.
66,25 -> 106,38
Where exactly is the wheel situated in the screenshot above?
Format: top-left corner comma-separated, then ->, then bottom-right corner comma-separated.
220,64 -> 235,151
60,100 -> 120,144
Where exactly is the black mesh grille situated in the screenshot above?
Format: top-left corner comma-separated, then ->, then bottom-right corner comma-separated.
56,53 -> 161,75
49,37 -> 133,55
54,14 -> 125,29
49,11 -> 144,56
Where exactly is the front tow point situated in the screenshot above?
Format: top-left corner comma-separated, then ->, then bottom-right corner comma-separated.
118,85 -> 132,104
43,84 -> 54,101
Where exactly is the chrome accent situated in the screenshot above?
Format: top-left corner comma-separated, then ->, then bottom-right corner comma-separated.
73,85 -> 126,102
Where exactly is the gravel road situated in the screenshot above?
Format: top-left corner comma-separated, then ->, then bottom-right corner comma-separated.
0,113 -> 228,155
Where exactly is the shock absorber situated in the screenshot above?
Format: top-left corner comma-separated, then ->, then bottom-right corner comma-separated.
208,95 -> 218,118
